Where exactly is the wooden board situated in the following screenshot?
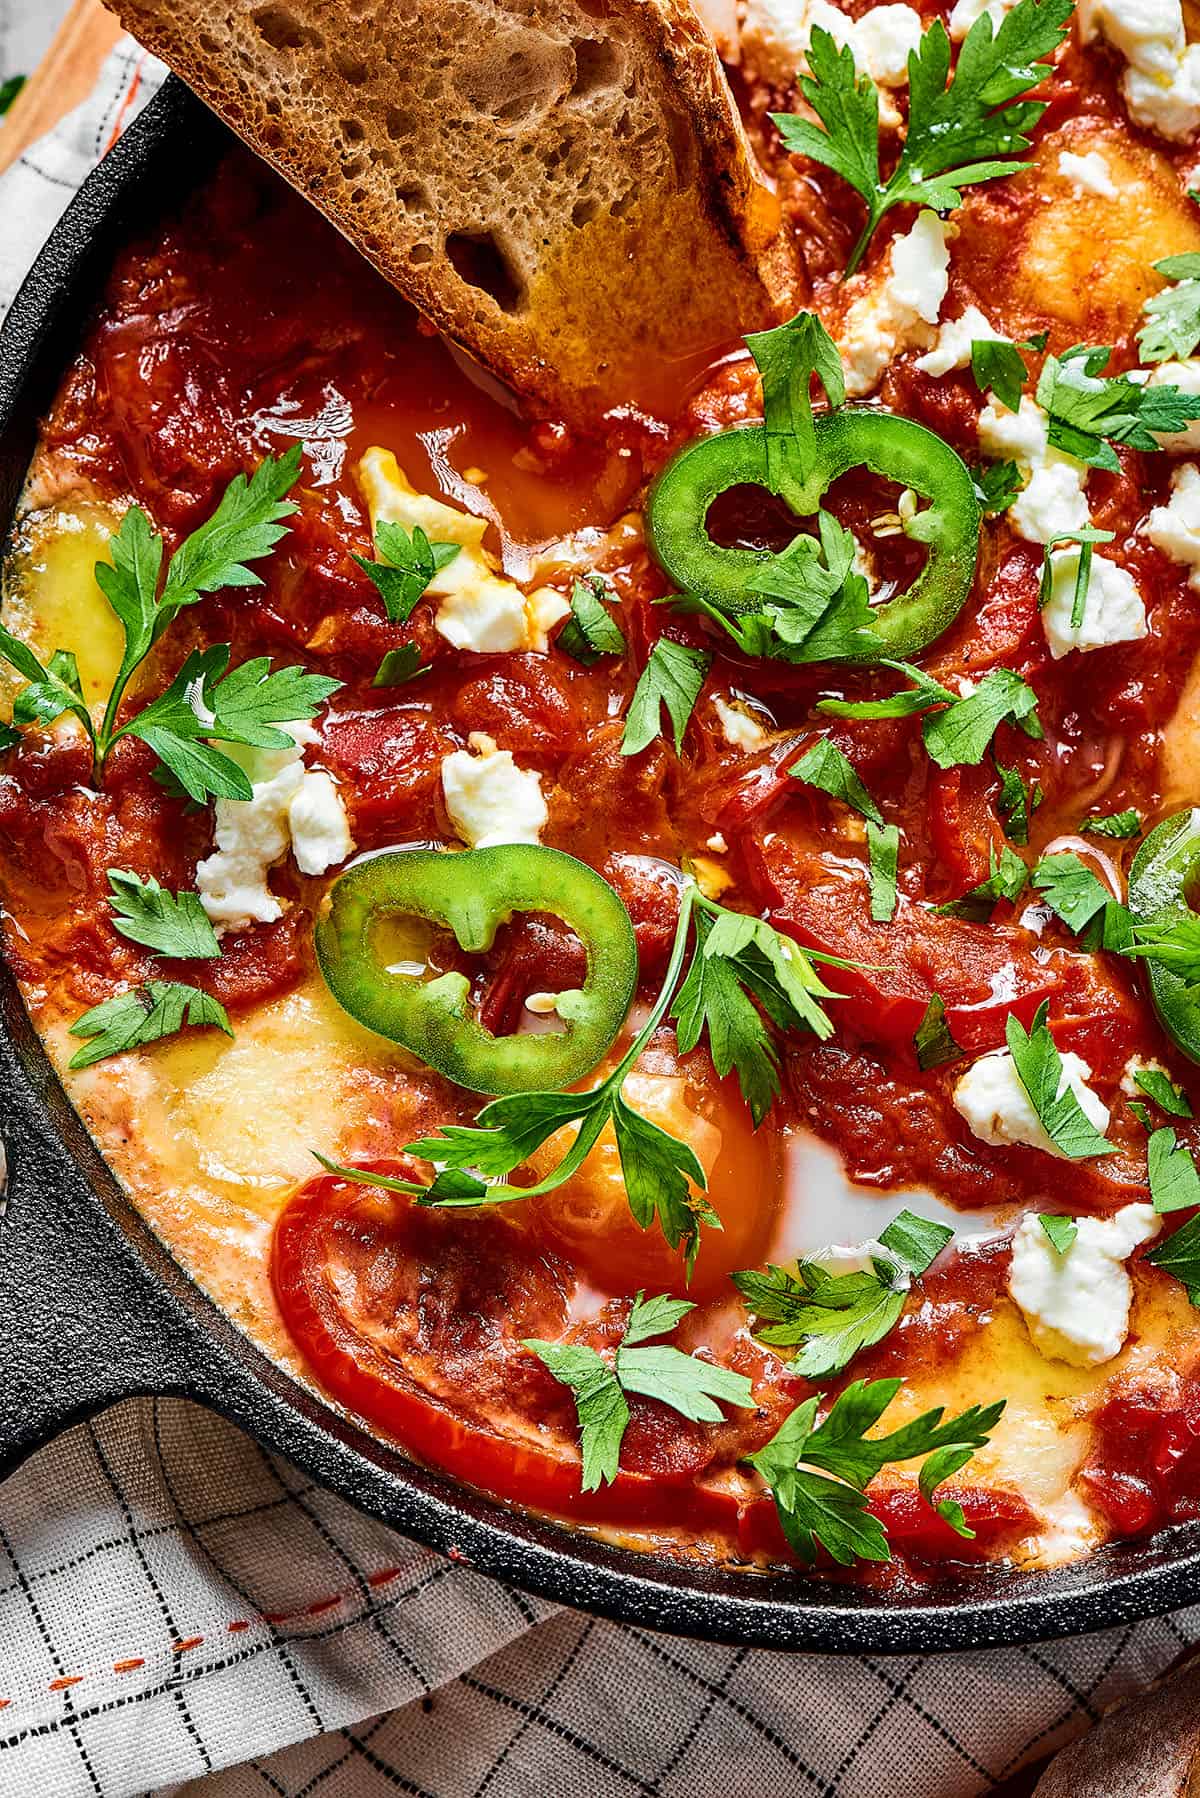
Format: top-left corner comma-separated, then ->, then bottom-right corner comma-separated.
0,0 -> 123,176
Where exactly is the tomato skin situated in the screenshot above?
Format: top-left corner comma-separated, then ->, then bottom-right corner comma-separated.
927,765 -> 1006,899
270,1169 -> 743,1532
1080,1382 -> 1200,1539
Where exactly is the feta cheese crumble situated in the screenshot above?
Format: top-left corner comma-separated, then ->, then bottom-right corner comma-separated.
1079,0 -> 1200,141
440,732 -> 547,849
948,0 -> 1017,39
913,304 -> 999,376
1056,148 -> 1119,197
1041,547 -> 1149,658
840,211 -> 950,396
358,448 -> 569,653
197,724 -> 354,934
977,397 -> 1091,546
1008,1204 -> 1161,1366
954,1047 -> 1110,1157
712,695 -> 768,749
739,0 -> 921,124
1146,461 -> 1200,586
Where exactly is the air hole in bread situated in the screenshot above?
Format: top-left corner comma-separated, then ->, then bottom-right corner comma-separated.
569,38 -> 623,98
334,50 -> 369,84
396,181 -> 430,213
572,196 -> 601,227
445,231 -> 524,312
409,243 -> 435,265
385,105 -> 414,141
251,4 -> 322,52
341,118 -> 366,143
453,36 -> 570,123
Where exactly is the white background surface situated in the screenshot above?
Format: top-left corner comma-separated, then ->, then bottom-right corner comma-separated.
1,0 -> 72,85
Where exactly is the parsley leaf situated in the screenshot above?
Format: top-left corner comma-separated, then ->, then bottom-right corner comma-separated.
791,739 -> 882,824
622,639 -> 710,757
971,339 -> 1029,412
772,0 -> 1071,275
558,577 -> 627,666
1039,1213 -> 1077,1254
1146,1209 -> 1200,1301
69,981 -> 232,1069
1134,1067 -> 1193,1117
1031,850 -> 1112,933
915,994 -> 964,1070
119,646 -> 339,805
1005,1002 -> 1115,1158
745,310 -> 845,487
0,722 -> 19,754
372,644 -> 427,687
745,1378 -> 1004,1563
1148,1127 -> 1200,1213
1125,913 -> 1200,983
1037,346 -> 1200,471
972,459 -> 1024,515
106,870 -> 220,960
1139,253 -> 1200,364
0,74 -> 26,115
356,521 -> 461,624
936,841 -> 1029,918
525,1291 -> 753,1489
817,661 -> 953,722
734,1208 -> 952,1378
866,820 -> 900,922
922,668 -> 1042,767
1083,808 -> 1142,839
995,760 -> 1040,845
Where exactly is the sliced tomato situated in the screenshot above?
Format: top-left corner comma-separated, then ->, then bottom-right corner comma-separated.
927,764 -> 1007,899
737,1484 -> 1035,1566
270,1169 -> 742,1532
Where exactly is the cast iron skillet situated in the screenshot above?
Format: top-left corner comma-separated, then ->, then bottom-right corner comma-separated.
1,77 -> 1196,1654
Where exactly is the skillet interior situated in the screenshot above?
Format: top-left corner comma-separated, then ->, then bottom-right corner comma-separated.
3,77 -> 1200,1653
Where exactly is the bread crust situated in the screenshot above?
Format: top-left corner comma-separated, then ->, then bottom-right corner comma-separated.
111,0 -> 800,421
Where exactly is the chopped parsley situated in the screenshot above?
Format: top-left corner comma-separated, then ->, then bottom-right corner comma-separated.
1082,808 -> 1142,839
771,0 -> 1071,274
1125,913 -> 1200,983
372,644 -> 428,687
936,843 -> 1029,919
745,1378 -> 1004,1563
970,339 -> 1030,412
995,760 -> 1040,845
69,982 -> 232,1070
356,521 -> 460,623
1037,346 -> 1200,472
791,739 -> 882,824
621,639 -> 710,757
818,662 -> 1041,766
1031,851 -> 1111,934
1133,1067 -> 1192,1118
733,1208 -> 952,1378
866,820 -> 900,922
1005,1002 -> 1114,1159
558,577 -> 627,666
0,75 -> 26,116
106,870 -> 220,960
914,994 -> 964,1070
1146,1210 -> 1200,1302
1147,1127 -> 1200,1214
1139,253 -> 1200,365
972,459 -> 1024,516
1038,1214 -> 1077,1254
525,1291 -> 754,1490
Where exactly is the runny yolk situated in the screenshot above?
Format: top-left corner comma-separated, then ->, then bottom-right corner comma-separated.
532,1063 -> 784,1300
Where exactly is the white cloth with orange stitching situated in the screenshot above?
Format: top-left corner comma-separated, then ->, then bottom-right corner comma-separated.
4,21 -> 1200,1798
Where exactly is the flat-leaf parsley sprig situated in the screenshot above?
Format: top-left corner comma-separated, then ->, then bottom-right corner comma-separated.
745,1377 -> 1004,1563
526,1291 -> 755,1489
773,0 -> 1072,275
316,880 -> 851,1270
0,448 -> 339,797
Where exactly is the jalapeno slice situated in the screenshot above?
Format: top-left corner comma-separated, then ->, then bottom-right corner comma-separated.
647,411 -> 980,659
1128,809 -> 1200,1063
315,845 -> 638,1095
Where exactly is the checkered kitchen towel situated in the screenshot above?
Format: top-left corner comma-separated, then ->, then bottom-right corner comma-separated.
4,15 -> 1200,1798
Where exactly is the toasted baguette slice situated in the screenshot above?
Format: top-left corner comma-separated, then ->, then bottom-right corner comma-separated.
112,0 -> 799,421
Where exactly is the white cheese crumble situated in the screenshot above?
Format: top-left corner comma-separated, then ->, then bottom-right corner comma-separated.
1121,1053 -> 1171,1096
1041,547 -> 1149,658
913,304 -> 999,376
712,695 -> 768,749
1056,148 -> 1119,197
1008,1204 -> 1161,1367
440,732 -> 547,849
196,724 -> 354,934
1147,359 -> 1200,451
738,0 -> 921,123
357,448 -> 569,653
948,0 -> 1017,39
977,397 -> 1091,546
839,211 -> 950,396
1079,0 -> 1200,141
954,1047 -> 1110,1157
1146,460 -> 1200,586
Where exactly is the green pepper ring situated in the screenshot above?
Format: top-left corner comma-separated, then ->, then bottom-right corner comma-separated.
1128,808 -> 1200,1064
315,844 -> 639,1096
646,412 -> 980,659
